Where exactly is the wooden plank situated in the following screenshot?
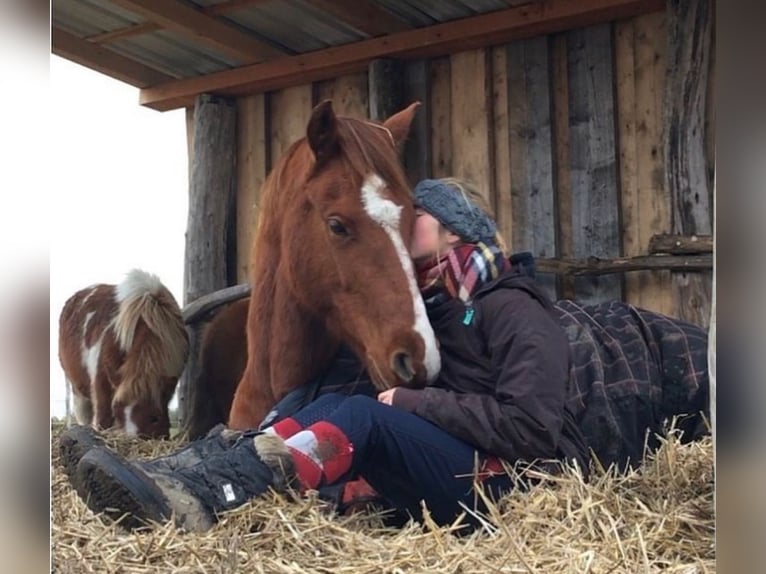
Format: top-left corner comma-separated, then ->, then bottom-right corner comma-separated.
491,46 -> 513,246
315,72 -> 369,118
403,60 -> 431,184
551,33 -> 575,300
450,49 -> 492,204
52,27 -> 175,87
269,84 -> 313,167
310,0 -> 411,36
616,12 -> 672,315
368,59 -> 405,121
664,0 -> 714,327
109,0 -> 285,63
507,37 -> 556,300
429,57 -> 452,179
236,94 -> 268,282
180,94 -> 237,427
648,233 -> 712,254
566,24 -> 621,304
139,0 -> 665,111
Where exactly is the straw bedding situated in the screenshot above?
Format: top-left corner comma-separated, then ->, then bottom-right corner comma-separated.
52,426 -> 714,573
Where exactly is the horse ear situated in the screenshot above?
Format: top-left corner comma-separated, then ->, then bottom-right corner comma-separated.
383,102 -> 421,148
307,100 -> 340,165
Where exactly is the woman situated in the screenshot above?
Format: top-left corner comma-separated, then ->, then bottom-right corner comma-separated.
60,178 -> 706,532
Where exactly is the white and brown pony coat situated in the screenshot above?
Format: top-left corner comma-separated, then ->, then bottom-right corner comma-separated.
58,270 -> 188,438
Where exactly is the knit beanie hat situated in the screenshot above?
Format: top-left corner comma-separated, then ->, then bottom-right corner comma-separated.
413,179 -> 497,243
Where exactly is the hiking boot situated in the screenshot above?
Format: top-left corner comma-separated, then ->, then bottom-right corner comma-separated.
58,423 -> 240,482
73,432 -> 295,532
58,425 -> 106,487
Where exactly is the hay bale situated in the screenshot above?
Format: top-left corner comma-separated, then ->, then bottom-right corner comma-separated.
52,427 -> 714,573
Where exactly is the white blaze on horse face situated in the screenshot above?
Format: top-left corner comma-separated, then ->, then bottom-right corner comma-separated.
360,174 -> 441,382
123,404 -> 139,435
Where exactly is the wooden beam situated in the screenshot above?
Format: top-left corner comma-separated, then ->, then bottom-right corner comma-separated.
537,254 -> 712,276
108,0 -> 285,63
86,21 -> 161,43
52,27 -> 176,87
310,0 -> 411,36
140,0 -> 665,111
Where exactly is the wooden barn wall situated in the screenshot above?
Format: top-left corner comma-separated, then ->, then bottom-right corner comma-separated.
229,11 -> 712,326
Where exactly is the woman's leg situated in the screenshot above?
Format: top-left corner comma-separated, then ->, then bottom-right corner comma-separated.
264,392 -> 349,438
282,395 -> 511,527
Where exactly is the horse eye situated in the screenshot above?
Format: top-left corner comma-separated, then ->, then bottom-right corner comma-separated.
328,218 -> 349,237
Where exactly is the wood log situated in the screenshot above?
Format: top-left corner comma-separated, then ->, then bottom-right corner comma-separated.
179,94 -> 237,431
648,233 -> 713,255
536,253 -> 712,276
183,283 -> 251,325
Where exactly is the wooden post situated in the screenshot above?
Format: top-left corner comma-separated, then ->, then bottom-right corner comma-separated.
368,59 -> 405,121
507,37 -> 557,301
178,93 -> 237,433
403,59 -> 431,184
664,0 -> 714,326
566,24 -> 622,304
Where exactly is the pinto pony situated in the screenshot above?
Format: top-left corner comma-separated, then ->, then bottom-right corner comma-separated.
58,270 -> 188,438
228,101 -> 441,429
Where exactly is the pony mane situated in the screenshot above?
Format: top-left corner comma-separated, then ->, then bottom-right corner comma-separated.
112,270 -> 189,407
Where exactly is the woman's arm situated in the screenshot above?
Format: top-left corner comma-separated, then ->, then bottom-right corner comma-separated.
395,289 -> 571,463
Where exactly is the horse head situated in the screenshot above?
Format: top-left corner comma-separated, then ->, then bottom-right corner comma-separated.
230,101 -> 440,428
294,101 -> 440,389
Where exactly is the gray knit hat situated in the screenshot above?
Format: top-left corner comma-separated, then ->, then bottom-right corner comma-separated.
413,179 -> 497,243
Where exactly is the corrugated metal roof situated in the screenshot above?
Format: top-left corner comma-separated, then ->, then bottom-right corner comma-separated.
52,0 -> 665,112
53,0 -> 530,83
53,0 -> 142,37
224,1 -> 366,54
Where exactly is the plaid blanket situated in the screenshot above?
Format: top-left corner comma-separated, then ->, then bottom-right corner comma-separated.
554,300 -> 710,469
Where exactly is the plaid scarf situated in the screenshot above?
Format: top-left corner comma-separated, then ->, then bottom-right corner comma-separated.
417,241 -> 509,305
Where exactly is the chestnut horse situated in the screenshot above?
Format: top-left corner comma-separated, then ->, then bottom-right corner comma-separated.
58,269 -> 189,438
228,101 -> 441,429
186,298 -> 248,439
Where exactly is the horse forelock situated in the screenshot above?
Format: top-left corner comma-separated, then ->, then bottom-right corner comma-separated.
336,117 -> 411,205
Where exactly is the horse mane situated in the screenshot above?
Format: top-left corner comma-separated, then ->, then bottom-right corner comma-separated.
111,269 -> 189,407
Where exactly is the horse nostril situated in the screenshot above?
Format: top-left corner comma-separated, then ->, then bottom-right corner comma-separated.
392,352 -> 415,383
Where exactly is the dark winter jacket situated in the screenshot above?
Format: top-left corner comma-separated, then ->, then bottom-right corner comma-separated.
395,268 -> 590,471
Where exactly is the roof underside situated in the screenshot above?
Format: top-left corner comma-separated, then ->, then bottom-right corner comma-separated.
52,0 -> 663,111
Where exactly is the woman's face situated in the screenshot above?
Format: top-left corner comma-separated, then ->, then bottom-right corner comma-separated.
410,209 -> 458,263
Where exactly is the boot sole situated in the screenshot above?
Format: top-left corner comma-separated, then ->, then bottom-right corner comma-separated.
58,425 -> 105,498
77,448 -> 171,531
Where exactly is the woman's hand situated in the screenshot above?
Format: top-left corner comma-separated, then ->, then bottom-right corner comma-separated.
377,389 -> 397,405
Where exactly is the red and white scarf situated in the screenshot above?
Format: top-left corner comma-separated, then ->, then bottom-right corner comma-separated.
416,241 -> 509,304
